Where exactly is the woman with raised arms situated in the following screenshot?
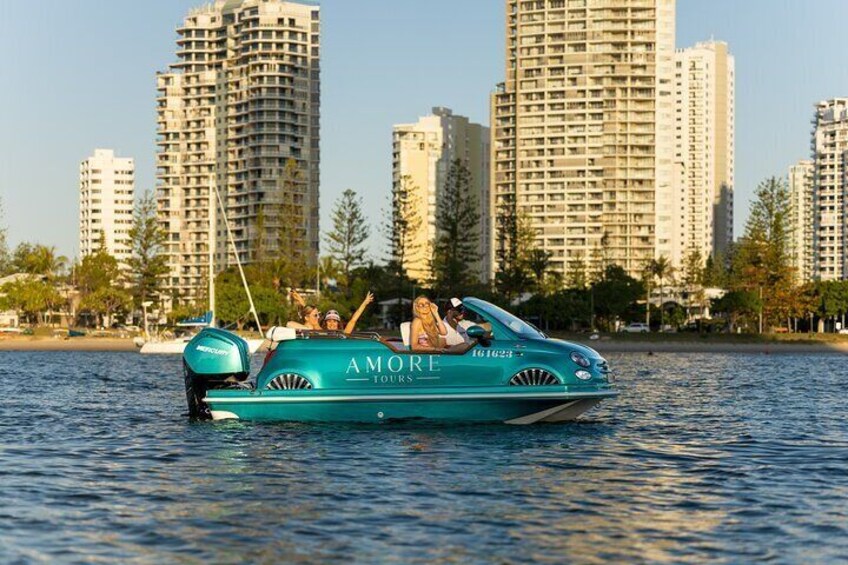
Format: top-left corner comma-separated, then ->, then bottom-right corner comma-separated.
288,289 -> 375,335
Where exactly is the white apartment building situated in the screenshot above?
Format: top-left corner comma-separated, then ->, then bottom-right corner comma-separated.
673,40 -> 735,267
157,0 -> 320,303
392,107 -> 490,283
491,0 -> 676,280
79,149 -> 135,264
812,98 -> 848,281
787,159 -> 814,283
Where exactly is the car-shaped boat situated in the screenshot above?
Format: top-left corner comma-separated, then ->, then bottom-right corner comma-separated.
182,298 -> 617,424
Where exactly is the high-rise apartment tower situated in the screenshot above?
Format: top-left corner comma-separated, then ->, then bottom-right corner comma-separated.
491,0 -> 676,279
787,159 -> 814,283
157,0 -> 320,303
392,107 -> 491,283
811,98 -> 848,281
672,40 -> 734,266
79,149 -> 135,265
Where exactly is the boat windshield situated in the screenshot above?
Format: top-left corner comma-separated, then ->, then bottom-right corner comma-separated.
470,300 -> 546,340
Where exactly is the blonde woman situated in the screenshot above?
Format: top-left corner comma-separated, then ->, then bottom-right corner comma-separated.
410,295 -> 447,351
286,290 -> 323,330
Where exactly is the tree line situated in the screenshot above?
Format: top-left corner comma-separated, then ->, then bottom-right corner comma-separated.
3,169 -> 848,334
0,192 -> 168,328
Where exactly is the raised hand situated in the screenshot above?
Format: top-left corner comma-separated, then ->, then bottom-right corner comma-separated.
289,289 -> 306,307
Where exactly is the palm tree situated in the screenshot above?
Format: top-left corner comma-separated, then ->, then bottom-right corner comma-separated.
650,256 -> 673,331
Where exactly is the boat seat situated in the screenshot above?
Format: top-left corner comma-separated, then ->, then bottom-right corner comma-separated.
266,326 -> 297,342
400,322 -> 411,348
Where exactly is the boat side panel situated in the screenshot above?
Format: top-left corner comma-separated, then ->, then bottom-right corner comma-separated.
256,339 -> 588,390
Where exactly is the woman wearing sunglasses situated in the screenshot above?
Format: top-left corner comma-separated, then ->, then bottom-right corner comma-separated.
284,290 -> 322,330
287,289 -> 375,334
410,295 -> 448,352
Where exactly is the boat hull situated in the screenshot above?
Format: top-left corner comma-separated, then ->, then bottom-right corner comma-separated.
205,389 -> 616,425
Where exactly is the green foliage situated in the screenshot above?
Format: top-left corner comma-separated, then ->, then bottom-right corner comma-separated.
127,191 -> 168,307
11,243 -> 67,279
711,290 -> 761,332
430,160 -> 481,296
1,277 -> 63,325
214,269 -> 251,329
494,196 -> 535,300
73,249 -> 130,326
325,189 -> 370,287
811,281 -> 848,319
214,266 -> 295,330
646,255 -> 674,327
384,174 -> 423,278
526,248 -> 553,294
517,288 -> 592,331
591,265 -> 645,330
727,176 -> 794,331
79,285 -> 132,324
0,197 -> 9,275
76,251 -> 121,295
565,256 -> 588,290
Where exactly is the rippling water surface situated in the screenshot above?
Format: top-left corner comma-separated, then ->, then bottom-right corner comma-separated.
2,351 -> 847,563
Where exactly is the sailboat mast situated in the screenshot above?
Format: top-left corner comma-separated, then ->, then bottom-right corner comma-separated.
212,183 -> 262,334
208,176 -> 216,327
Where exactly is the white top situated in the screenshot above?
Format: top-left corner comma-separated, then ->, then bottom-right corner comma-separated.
443,317 -> 469,346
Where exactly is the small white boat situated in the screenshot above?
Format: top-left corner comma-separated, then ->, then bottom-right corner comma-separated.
140,335 -> 264,355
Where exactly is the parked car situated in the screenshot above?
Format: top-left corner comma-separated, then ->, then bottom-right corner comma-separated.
620,322 -> 650,333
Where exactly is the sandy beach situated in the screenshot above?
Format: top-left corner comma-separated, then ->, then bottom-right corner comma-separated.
0,336 -> 138,352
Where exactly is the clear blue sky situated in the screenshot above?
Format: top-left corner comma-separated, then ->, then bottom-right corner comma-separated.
1,0 -> 846,261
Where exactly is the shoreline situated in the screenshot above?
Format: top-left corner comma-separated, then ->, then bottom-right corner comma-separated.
0,337 -> 138,352
574,340 -> 848,354
0,335 -> 846,354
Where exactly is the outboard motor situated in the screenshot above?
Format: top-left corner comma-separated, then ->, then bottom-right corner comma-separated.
183,328 -> 251,419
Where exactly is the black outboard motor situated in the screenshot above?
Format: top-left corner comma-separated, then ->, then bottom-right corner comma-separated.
182,328 -> 251,419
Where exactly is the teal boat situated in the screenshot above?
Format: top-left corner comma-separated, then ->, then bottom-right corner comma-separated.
182,298 -> 617,424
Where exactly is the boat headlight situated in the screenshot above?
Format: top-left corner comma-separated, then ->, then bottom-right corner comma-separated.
570,351 -> 591,368
575,370 -> 592,380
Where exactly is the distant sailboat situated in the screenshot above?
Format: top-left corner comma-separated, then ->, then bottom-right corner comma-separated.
140,182 -> 265,355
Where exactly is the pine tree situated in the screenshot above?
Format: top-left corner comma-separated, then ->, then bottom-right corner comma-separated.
271,158 -> 312,289
494,195 -> 534,300
430,160 -> 481,296
383,174 -> 423,279
730,176 -> 793,332
325,189 -> 370,287
127,191 -> 169,308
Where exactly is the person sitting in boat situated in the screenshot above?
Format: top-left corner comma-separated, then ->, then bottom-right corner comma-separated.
442,297 -> 470,346
285,291 -> 324,331
410,295 -> 448,352
286,304 -> 323,331
322,291 -> 375,334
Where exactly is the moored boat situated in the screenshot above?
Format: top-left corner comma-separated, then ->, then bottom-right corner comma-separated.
182,298 -> 617,425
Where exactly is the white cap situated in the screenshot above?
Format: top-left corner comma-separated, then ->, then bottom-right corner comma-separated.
449,298 -> 463,309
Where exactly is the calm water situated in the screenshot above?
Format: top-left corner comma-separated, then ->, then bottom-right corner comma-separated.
2,351 -> 847,564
